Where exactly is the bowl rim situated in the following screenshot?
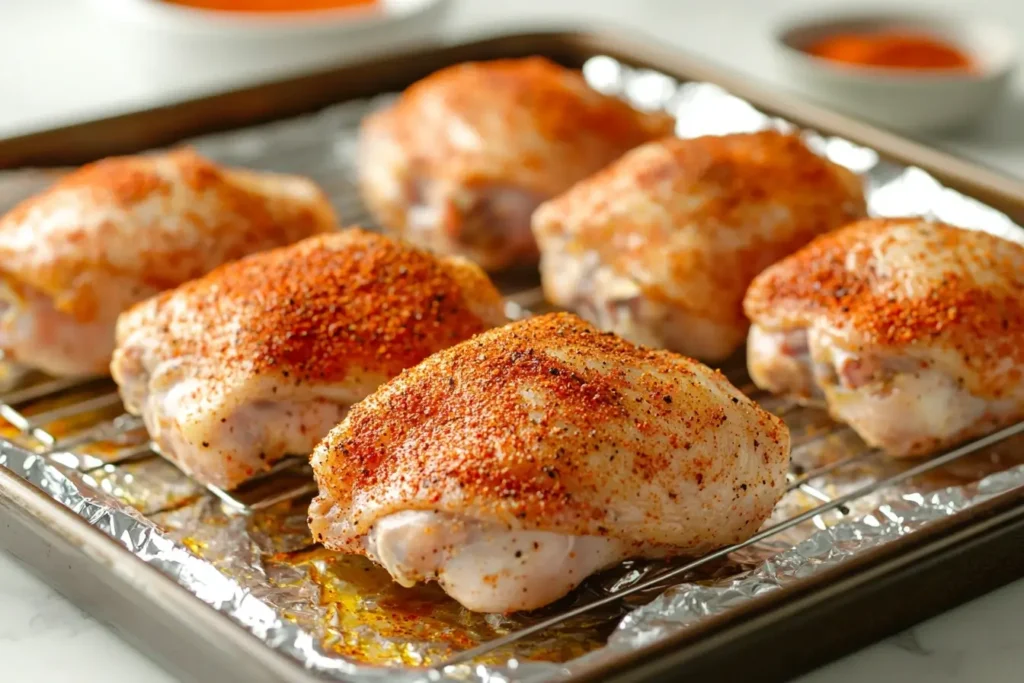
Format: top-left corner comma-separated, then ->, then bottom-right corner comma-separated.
92,0 -> 444,34
772,8 -> 1018,83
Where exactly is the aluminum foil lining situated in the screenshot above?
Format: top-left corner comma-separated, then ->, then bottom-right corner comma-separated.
4,438 -> 1024,683
1,55 -> 1024,682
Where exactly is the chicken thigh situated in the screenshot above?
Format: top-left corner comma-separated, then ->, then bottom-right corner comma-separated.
744,218 -> 1024,457
112,229 -> 506,490
357,57 -> 674,271
308,312 -> 789,613
532,131 -> 867,361
0,149 -> 336,377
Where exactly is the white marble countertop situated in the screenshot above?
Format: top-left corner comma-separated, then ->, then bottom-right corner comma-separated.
2,0 -> 1024,681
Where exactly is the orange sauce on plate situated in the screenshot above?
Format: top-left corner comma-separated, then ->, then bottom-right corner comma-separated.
163,0 -> 377,13
805,31 -> 975,72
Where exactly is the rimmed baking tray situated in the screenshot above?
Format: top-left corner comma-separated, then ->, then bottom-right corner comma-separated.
1,29 -> 1024,683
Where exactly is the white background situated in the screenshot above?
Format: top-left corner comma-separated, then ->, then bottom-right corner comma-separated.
2,0 -> 1024,681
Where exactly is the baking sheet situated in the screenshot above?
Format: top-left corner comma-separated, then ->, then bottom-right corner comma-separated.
1,54 -> 1023,682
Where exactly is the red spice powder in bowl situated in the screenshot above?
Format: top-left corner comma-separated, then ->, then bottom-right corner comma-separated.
804,30 -> 975,73
774,11 -> 1016,133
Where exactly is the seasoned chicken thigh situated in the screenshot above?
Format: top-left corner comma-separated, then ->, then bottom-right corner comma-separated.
532,131 -> 867,361
358,57 -> 674,271
745,218 -> 1024,457
0,149 -> 336,377
309,313 -> 789,613
112,229 -> 505,490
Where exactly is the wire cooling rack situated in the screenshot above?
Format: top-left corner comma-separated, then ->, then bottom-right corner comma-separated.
2,345 -> 1023,668
2,69 -> 1024,672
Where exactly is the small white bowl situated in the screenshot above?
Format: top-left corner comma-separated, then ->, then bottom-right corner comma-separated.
773,10 -> 1016,133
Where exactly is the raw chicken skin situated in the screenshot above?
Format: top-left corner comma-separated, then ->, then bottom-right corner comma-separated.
112,229 -> 506,490
744,218 -> 1024,457
532,131 -> 867,361
309,313 -> 789,613
0,149 -> 336,376
358,57 -> 674,271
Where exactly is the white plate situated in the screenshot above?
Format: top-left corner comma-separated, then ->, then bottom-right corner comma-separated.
89,0 -> 447,39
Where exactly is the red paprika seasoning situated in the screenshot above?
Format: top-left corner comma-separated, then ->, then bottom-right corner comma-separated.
805,31 -> 975,72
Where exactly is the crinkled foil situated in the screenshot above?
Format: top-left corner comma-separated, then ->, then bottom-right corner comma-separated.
2,56 -> 1024,682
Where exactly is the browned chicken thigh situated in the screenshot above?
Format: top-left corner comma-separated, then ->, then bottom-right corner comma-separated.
0,149 -> 336,377
357,57 -> 674,271
532,131 -> 867,361
309,313 -> 789,613
112,229 -> 506,490
745,218 -> 1024,457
